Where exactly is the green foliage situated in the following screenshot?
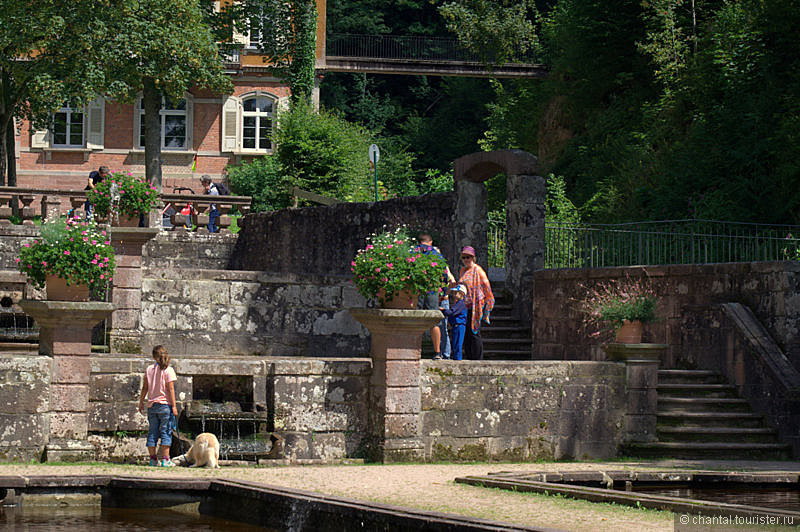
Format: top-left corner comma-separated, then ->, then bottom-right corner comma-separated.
100,0 -> 231,188
439,0 -> 540,63
276,100 -> 372,202
545,174 -> 580,225
241,0 -> 317,104
351,227 -> 447,305
581,276 -> 658,333
102,0 -> 230,103
87,173 -> 160,218
227,156 -> 287,212
0,0 -> 109,183
544,174 -> 583,269
477,0 -> 800,225
17,219 -> 116,292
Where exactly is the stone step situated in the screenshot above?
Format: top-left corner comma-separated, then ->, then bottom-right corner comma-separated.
657,411 -> 765,428
483,350 -> 531,360
482,338 -> 532,346
658,396 -> 751,413
624,442 -> 791,460
481,326 -> 531,335
657,426 -> 779,444
657,383 -> 738,398
658,369 -> 724,385
492,304 -> 513,312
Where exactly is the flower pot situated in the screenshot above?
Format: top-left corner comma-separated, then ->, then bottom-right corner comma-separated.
615,319 -> 643,344
46,274 -> 90,302
113,213 -> 140,227
378,288 -> 419,309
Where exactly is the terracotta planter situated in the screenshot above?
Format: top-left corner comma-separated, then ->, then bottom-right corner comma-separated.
377,288 -> 419,309
113,213 -> 141,227
615,319 -> 643,344
46,274 -> 90,302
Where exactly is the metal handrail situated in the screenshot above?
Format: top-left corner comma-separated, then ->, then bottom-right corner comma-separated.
544,221 -> 800,268
326,33 -> 538,64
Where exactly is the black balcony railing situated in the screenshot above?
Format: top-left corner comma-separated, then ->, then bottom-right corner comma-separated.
326,33 -> 537,64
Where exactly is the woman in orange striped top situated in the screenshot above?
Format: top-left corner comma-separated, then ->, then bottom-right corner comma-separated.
457,246 -> 494,360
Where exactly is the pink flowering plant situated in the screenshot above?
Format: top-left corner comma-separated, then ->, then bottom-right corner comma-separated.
351,227 -> 447,305
86,171 -> 159,218
580,275 -> 658,336
16,217 -> 116,293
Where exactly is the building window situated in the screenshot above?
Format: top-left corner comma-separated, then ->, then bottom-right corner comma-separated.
137,96 -> 188,150
241,96 -> 273,151
52,102 -> 84,147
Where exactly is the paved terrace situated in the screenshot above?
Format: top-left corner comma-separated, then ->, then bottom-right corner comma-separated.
1,459 -> 798,531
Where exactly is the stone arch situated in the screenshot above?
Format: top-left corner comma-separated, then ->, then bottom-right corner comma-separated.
452,149 -> 545,324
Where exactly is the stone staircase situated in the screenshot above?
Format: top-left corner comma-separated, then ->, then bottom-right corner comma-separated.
626,369 -> 792,460
481,285 -> 532,360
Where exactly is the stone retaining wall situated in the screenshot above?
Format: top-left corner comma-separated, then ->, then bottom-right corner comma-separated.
140,270 -> 369,357
2,352 -> 629,463
533,262 -> 800,371
0,355 -> 50,462
86,355 -> 371,462
420,361 -> 626,461
230,192 -> 457,275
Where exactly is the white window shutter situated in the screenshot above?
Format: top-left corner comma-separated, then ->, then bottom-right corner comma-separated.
133,98 -> 142,148
185,97 -> 194,149
233,29 -> 248,45
221,96 -> 239,152
31,128 -> 49,149
86,96 -> 105,149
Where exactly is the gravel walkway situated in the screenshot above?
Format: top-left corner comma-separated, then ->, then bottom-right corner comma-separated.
2,459 -> 798,531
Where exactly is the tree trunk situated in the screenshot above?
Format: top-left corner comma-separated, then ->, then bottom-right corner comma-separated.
0,69 -> 8,186
0,115 -> 7,187
6,118 -> 16,187
142,77 -> 163,191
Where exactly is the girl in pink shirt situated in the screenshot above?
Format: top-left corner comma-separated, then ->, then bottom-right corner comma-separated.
138,345 -> 178,467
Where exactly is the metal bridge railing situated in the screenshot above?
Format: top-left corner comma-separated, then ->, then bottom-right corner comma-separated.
326,33 -> 537,64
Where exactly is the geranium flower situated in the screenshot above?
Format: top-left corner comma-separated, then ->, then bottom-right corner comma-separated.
63,250 -> 70,255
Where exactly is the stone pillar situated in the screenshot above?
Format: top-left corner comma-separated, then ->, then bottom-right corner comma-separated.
605,343 -> 666,443
109,227 -> 159,353
348,308 -> 442,462
506,173 -> 545,325
41,195 -> 62,223
453,180 -> 487,267
19,300 -> 114,461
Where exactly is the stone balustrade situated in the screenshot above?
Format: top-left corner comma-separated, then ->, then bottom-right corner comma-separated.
0,187 -> 251,234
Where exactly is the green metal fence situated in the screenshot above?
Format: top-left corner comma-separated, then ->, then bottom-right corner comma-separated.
488,218 -> 800,269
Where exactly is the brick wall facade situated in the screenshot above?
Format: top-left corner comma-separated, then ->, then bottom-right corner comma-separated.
15,79 -> 291,194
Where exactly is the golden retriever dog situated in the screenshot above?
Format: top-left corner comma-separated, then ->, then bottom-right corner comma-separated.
173,433 -> 220,468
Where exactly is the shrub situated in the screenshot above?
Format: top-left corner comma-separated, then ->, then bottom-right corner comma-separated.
276,100 -> 371,203
227,156 -> 287,212
580,275 -> 658,335
86,172 -> 160,218
351,227 -> 447,305
16,217 -> 116,293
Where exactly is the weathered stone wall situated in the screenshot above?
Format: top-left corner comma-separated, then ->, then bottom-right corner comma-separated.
143,231 -> 238,271
533,262 -> 800,371
87,354 -> 370,462
140,270 -> 369,357
272,358 -> 371,461
230,192 -> 457,275
0,225 -> 37,271
420,361 -> 626,461
0,355 -> 50,462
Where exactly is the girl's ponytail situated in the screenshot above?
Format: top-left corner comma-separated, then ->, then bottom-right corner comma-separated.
152,345 -> 169,370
